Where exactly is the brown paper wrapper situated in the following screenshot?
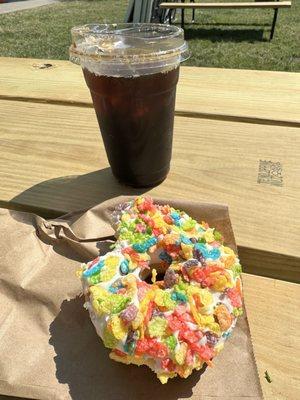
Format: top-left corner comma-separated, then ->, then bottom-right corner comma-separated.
0,197 -> 263,400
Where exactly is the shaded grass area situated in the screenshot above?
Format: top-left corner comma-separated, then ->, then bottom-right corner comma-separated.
0,0 -> 299,71
182,1 -> 300,71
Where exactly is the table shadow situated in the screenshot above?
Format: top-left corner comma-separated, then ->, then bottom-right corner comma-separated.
9,167 -> 149,219
185,27 -> 266,42
6,167 -> 150,266
49,297 -> 206,400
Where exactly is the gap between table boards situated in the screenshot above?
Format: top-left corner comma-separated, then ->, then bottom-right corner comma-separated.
0,95 -> 299,129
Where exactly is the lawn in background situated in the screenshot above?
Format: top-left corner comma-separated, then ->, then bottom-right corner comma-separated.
0,0 -> 299,71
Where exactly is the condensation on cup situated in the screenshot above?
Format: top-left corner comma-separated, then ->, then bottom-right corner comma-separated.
70,23 -> 189,188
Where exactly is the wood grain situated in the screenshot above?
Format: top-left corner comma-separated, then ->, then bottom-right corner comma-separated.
242,274 -> 300,400
1,57 -> 299,126
0,99 -> 299,281
160,2 -> 292,9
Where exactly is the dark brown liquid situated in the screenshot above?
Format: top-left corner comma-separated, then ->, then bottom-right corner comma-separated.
83,67 -> 179,187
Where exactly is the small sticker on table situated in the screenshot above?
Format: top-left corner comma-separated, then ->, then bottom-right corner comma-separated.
257,160 -> 283,186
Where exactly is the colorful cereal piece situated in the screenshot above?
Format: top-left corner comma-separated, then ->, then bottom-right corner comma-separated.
120,259 -> 129,275
164,335 -> 177,351
148,317 -> 168,338
214,304 -> 232,331
98,294 -> 130,315
227,287 -> 243,307
120,304 -> 138,324
164,268 -> 178,288
110,315 -> 128,340
83,259 -> 105,277
175,342 -> 188,365
102,327 -> 118,348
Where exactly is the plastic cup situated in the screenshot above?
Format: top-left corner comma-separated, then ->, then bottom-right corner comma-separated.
70,23 -> 189,187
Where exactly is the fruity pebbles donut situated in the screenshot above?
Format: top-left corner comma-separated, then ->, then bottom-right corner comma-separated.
78,197 -> 243,383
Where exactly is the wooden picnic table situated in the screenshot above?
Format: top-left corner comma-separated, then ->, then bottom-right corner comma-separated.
0,57 -> 299,400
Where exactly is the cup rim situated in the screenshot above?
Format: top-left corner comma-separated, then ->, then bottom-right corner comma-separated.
71,23 -> 184,40
70,23 -> 189,64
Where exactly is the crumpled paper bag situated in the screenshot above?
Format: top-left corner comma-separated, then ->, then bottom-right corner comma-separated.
0,197 -> 263,400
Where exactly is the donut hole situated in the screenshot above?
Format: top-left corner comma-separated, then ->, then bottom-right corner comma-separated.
139,263 -> 169,284
144,272 -> 166,284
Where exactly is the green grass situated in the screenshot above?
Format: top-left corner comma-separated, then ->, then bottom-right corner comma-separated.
0,0 -> 299,71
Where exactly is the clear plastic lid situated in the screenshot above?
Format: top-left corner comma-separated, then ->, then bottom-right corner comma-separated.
69,23 -> 190,77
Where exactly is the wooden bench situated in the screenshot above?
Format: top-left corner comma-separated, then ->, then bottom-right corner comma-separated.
160,1 -> 292,40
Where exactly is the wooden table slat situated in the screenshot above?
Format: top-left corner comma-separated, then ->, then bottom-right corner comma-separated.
1,57 -> 300,126
242,274 -> 300,400
0,99 -> 299,282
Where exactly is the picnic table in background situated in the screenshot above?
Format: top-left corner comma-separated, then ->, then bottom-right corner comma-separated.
0,57 -> 299,399
159,1 -> 292,39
